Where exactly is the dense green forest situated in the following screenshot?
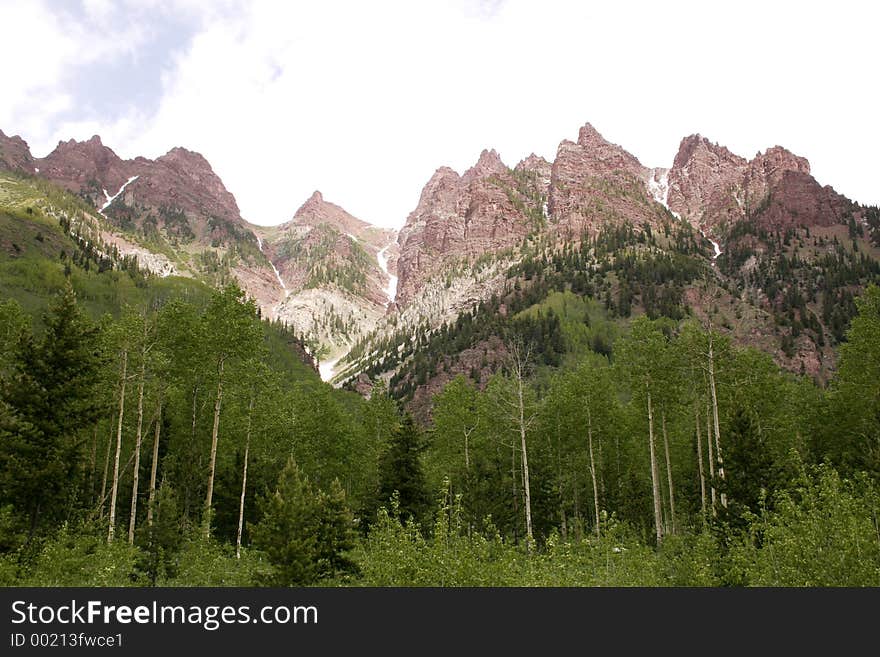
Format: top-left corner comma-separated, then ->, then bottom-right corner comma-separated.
0,172 -> 878,587
0,278 -> 877,586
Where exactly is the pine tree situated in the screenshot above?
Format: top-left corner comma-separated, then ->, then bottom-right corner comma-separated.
376,413 -> 431,528
0,284 -> 103,540
250,458 -> 357,585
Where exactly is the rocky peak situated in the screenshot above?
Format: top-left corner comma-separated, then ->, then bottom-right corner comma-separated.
395,148 -> 537,308
576,122 -> 604,147
549,122 -> 652,234
558,122 -> 647,178
516,153 -> 551,173
515,153 -> 553,197
293,190 -> 329,220
283,190 -> 395,254
752,146 -> 810,177
462,148 -> 507,183
671,134 -> 747,171
156,146 -> 211,168
38,135 -> 130,195
669,134 -> 848,231
0,130 -> 36,174
515,153 -> 552,182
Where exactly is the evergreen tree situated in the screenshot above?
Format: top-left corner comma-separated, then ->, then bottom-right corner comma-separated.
250,458 -> 357,585
0,284 -> 103,540
375,413 -> 431,528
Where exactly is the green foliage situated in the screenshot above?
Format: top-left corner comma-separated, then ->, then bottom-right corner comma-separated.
157,533 -> 270,586
20,524 -> 141,586
822,284 -> 880,476
375,413 -> 431,528
0,284 -> 103,535
729,465 -> 880,586
356,485 -> 713,586
250,458 -> 358,586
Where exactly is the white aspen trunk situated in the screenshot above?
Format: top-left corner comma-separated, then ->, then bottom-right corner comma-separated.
204,357 -> 225,537
99,415 -> 113,520
464,428 -> 471,472
511,442 -> 519,545
661,411 -> 676,535
236,396 -> 255,559
146,400 -> 162,528
708,337 -> 727,508
128,353 -> 146,544
695,407 -> 707,520
587,407 -> 600,539
184,385 -> 198,518
517,373 -> 533,549
647,386 -> 663,544
706,400 -> 717,515
108,350 -> 127,543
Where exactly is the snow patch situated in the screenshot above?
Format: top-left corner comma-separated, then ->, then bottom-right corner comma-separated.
647,169 -> 681,219
99,175 -> 139,214
698,228 -> 722,265
319,354 -> 342,383
256,234 -> 288,297
377,241 -> 398,306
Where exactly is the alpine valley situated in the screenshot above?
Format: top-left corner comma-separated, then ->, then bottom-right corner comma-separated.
1,120 -> 878,587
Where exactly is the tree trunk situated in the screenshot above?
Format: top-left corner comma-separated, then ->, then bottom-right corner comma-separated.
147,399 -> 162,527
511,442 -> 518,545
706,400 -> 717,515
516,373 -> 533,550
587,407 -> 600,539
204,357 -> 225,537
708,336 -> 727,508
128,353 -> 146,544
695,406 -> 707,521
661,411 -> 676,535
108,350 -> 127,543
236,396 -> 255,559
185,385 -> 199,518
463,427 -> 471,472
99,414 -> 113,520
88,426 -> 98,505
647,386 -> 663,544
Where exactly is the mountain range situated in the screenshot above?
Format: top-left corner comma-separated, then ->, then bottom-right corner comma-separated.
2,122 -> 877,400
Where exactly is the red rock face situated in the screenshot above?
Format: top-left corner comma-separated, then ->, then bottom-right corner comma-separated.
395,149 -> 536,308
0,130 -> 36,174
515,153 -> 552,187
666,135 -> 747,227
281,190 -> 394,252
144,147 -> 244,226
668,135 -> 850,231
548,123 -> 667,239
38,135 -> 131,199
32,136 -> 249,244
256,190 -> 398,326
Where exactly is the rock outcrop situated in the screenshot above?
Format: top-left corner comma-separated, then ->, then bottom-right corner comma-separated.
667,135 -> 850,232
395,149 -> 537,309
0,130 -> 37,174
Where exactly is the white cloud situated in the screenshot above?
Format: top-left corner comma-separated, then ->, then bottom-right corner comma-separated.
7,1 -> 880,227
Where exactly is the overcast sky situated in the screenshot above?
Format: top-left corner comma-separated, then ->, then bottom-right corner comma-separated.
2,0 -> 877,228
